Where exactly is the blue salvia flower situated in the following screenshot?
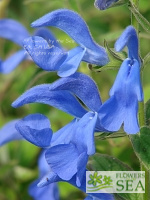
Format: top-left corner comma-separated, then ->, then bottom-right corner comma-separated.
0,114 -> 114,200
12,72 -> 105,184
0,19 -> 60,73
94,0 -> 119,10
0,115 -> 59,200
14,116 -> 114,200
98,26 -> 143,134
12,72 -> 104,131
23,9 -> 109,77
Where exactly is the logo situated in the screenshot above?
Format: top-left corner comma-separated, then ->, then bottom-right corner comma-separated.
86,171 -> 145,193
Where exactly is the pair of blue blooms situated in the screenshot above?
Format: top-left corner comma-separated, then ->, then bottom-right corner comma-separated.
9,9 -> 142,134
0,7 -> 142,200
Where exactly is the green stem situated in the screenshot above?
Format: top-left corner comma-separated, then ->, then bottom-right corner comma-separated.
141,164 -> 150,200
138,101 -> 145,127
130,0 -> 139,31
130,1 -> 149,200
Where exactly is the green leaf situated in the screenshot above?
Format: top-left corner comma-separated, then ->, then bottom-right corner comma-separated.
90,63 -> 120,72
145,99 -> 150,125
88,40 -> 126,72
128,1 -> 150,33
104,40 -> 125,62
95,131 -> 126,140
87,153 -> 132,171
87,154 -> 142,200
130,126 -> 150,170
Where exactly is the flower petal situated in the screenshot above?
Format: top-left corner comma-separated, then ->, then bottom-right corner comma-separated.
57,47 -> 86,77
126,59 -> 143,101
94,0 -> 119,10
0,19 -> 30,46
0,120 -> 23,146
73,112 -> 97,155
34,27 -> 62,49
49,72 -> 102,112
38,150 -> 50,177
29,180 -> 59,200
76,152 -> 88,187
74,112 -> 98,155
12,84 -> 87,118
110,59 -> 143,101
23,36 -> 67,71
115,26 -> 139,61
51,119 -> 77,146
109,58 -> 131,96
99,59 -> 142,134
15,114 -> 52,148
31,9 -> 109,66
37,171 -> 61,187
0,50 -> 27,74
45,143 -> 78,180
98,96 -> 125,132
124,98 -> 139,134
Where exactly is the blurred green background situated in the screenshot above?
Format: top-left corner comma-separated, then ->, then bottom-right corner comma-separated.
0,0 -> 150,199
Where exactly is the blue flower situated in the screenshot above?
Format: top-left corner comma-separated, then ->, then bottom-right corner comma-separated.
94,0 -> 119,10
23,9 -> 109,77
12,72 -> 106,185
29,150 -> 114,200
0,115 -> 59,200
0,114 -> 114,200
0,19 -> 59,73
13,115 -> 114,200
98,26 -> 143,134
12,72 -> 103,123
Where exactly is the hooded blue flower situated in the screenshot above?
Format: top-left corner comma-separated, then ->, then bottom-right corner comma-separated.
29,150 -> 113,200
0,19 -> 59,73
0,114 -> 114,200
23,9 -> 109,77
0,117 -> 59,200
94,0 -> 119,10
14,116 -> 114,200
98,26 -> 143,134
12,72 -> 106,185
